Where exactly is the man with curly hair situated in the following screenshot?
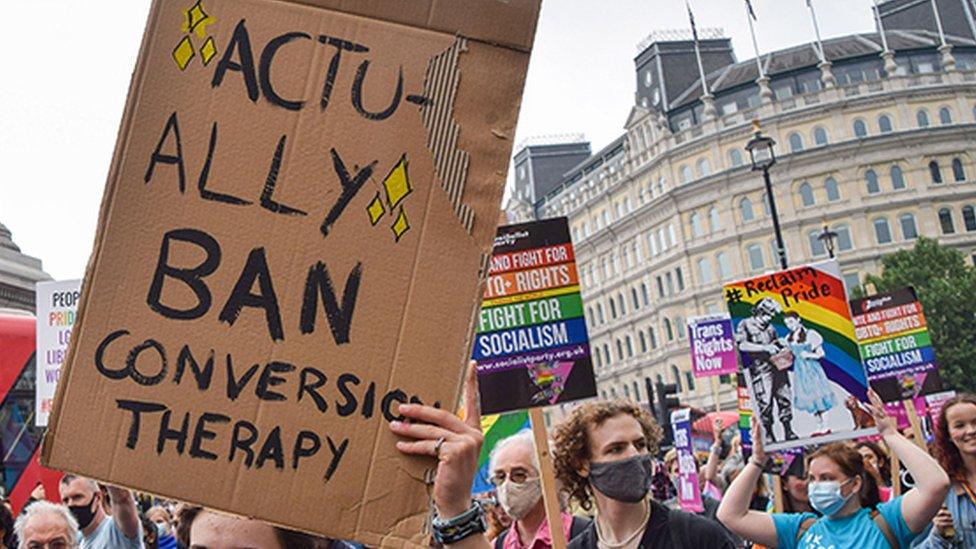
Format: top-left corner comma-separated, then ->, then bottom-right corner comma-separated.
550,400 -> 735,549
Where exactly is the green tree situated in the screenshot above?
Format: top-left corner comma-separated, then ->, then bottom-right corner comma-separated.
852,237 -> 976,394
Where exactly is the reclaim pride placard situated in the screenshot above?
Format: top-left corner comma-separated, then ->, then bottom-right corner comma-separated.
473,218 -> 597,414
687,314 -> 737,378
850,287 -> 942,403
724,260 -> 875,451
35,280 -> 81,427
42,0 -> 540,544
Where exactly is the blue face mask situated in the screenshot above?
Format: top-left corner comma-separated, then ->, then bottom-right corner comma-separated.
807,478 -> 855,516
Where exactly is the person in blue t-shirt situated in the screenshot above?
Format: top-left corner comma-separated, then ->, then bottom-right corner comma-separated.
717,390 -> 950,548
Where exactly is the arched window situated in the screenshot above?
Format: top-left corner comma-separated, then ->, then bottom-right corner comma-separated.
813,126 -> 829,146
865,169 -> 880,194
618,294 -> 626,316
963,205 -> 976,232
697,158 -> 712,177
747,244 -> 764,270
597,303 -> 605,323
626,336 -> 634,357
639,331 -> 647,353
939,208 -> 955,234
917,109 -> 930,128
716,252 -> 731,279
939,107 -> 953,125
686,371 -> 696,391
691,212 -> 704,237
603,344 -> 610,365
671,364 -> 683,392
649,326 -> 658,349
609,298 -> 617,319
676,316 -> 685,340
808,230 -> 827,257
664,319 -> 674,341
631,287 -> 640,309
740,197 -> 755,221
878,114 -> 893,133
788,132 -> 804,152
680,165 -> 693,184
899,213 -> 918,240
890,165 -> 906,190
835,224 -> 854,251
594,349 -> 602,369
874,218 -> 892,244
930,161 -> 943,184
853,119 -> 868,138
762,193 -> 771,216
697,257 -> 714,284
729,148 -> 744,167
825,177 -> 841,201
953,158 -> 966,182
709,207 -> 721,232
799,182 -> 815,207
616,339 -> 624,360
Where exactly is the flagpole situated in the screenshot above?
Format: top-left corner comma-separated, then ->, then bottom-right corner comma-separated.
745,0 -> 773,104
873,0 -> 899,74
745,0 -> 765,78
806,0 -> 826,63
930,0 -> 958,70
805,0 -> 836,88
687,0 -> 717,120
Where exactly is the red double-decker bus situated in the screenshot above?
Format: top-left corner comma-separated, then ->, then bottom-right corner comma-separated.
0,309 -> 61,513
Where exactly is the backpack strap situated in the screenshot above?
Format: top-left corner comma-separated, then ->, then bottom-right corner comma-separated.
795,517 -> 818,543
569,516 -> 590,540
869,509 -> 897,549
494,528 -> 508,549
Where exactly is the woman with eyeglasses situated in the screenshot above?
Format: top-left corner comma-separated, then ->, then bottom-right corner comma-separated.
717,390 -> 949,548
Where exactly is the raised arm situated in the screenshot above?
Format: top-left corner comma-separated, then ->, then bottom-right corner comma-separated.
716,417 -> 779,548
392,362 -> 490,549
106,485 -> 141,540
703,417 -> 724,487
865,390 -> 949,534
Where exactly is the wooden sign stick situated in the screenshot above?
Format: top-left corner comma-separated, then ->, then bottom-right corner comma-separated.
711,376 -> 722,413
892,454 -> 902,497
529,408 -> 567,549
902,399 -> 927,451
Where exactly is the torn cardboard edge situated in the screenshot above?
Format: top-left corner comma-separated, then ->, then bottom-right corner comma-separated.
278,0 -> 540,52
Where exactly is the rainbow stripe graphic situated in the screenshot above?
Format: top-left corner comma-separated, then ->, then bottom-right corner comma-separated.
471,410 -> 530,494
724,261 -> 868,399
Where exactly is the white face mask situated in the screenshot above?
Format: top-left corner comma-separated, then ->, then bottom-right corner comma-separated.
497,478 -> 542,520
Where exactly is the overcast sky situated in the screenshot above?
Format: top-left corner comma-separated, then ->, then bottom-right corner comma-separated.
0,0 -> 876,281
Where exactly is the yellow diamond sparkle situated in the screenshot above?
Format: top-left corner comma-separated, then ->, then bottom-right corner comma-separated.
367,194 -> 385,226
383,155 -> 412,210
184,1 -> 216,38
173,37 -> 195,71
391,209 -> 410,241
201,37 -> 217,65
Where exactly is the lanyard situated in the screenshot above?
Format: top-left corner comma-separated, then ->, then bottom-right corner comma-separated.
960,477 -> 976,510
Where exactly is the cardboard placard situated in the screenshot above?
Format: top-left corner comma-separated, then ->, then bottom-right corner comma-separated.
687,314 -> 737,378
35,280 -> 82,426
724,261 -> 875,451
671,408 -> 704,513
850,288 -> 943,403
42,1 -> 540,544
474,218 -> 597,415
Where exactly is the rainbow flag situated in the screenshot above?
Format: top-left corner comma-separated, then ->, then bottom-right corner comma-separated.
471,410 -> 531,493
724,260 -> 874,451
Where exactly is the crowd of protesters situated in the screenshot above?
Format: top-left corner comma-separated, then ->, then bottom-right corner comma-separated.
4,363 -> 975,549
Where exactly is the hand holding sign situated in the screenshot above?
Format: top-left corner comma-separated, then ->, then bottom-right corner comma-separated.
392,361 -> 483,518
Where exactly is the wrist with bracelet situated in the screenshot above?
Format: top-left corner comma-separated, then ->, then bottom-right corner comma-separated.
749,456 -> 768,469
431,502 -> 486,545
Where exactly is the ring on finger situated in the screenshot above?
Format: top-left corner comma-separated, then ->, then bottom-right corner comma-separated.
433,436 -> 446,456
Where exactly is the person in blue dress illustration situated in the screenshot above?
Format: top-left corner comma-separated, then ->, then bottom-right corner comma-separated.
783,311 -> 836,436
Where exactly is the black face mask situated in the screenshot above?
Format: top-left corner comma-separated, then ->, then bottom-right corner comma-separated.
587,454 -> 654,503
69,493 -> 98,529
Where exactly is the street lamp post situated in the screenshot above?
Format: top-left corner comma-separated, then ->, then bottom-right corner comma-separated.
746,122 -> 788,270
817,224 -> 839,259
